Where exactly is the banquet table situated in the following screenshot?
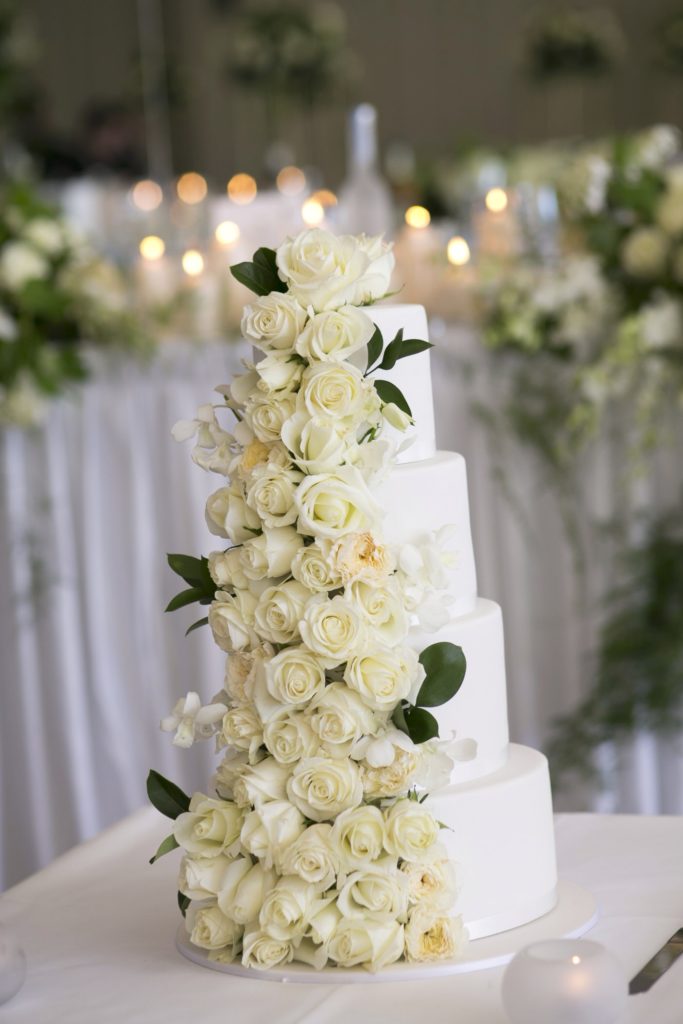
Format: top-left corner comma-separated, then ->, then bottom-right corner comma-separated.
1,812 -> 682,1023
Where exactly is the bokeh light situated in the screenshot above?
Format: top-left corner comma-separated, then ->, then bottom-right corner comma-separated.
139,235 -> 165,261
182,249 -> 204,276
227,173 -> 257,205
485,187 -> 508,213
276,166 -> 307,197
131,179 -> 163,212
447,235 -> 471,266
405,205 -> 431,228
311,189 -> 338,207
214,220 -> 241,247
176,172 -> 208,205
301,198 -> 325,226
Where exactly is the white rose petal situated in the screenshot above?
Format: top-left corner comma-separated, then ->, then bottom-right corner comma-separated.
233,756 -> 291,808
308,682 -> 378,758
327,917 -> 404,971
258,876 -> 317,941
265,646 -> 327,707
287,756 -> 364,822
254,580 -> 309,644
404,907 -> 468,962
331,805 -> 386,871
337,861 -> 409,922
240,526 -> 304,580
187,902 -> 242,953
241,292 -> 307,353
173,794 -> 244,857
295,305 -> 374,362
218,860 -> 277,925
280,823 -> 340,890
383,800 -> 440,862
299,593 -> 366,668
209,589 -> 258,653
240,800 -> 306,870
296,465 -> 382,541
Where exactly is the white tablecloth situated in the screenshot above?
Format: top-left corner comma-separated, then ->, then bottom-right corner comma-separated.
2,329 -> 683,891
1,811 -> 682,1023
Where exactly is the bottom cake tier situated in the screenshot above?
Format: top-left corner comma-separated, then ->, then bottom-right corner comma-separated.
426,744 -> 557,940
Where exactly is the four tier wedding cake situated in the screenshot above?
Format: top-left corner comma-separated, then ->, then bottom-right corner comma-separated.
147,228 -> 558,973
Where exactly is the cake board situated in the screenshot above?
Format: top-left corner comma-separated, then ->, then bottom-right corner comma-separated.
175,879 -> 597,984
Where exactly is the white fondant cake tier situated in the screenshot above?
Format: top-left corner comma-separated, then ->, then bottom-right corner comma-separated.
378,451 -> 477,616
368,304 -> 436,464
410,599 -> 509,781
426,745 -> 558,939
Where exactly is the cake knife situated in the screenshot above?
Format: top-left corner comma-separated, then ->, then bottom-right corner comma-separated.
629,928 -> 683,995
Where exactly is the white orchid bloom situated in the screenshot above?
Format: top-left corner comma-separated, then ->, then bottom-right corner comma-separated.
160,691 -> 227,748
351,727 -> 416,768
171,403 -> 236,475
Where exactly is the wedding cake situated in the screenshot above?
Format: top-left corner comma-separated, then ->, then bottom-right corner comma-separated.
148,229 -> 557,973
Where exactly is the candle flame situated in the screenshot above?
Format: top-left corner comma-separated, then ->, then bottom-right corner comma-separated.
405,205 -> 431,229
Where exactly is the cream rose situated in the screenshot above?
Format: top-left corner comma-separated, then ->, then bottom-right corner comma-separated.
208,547 -> 247,589
298,361 -> 380,425
276,229 -> 393,311
244,392 -> 297,444
178,854 -> 235,900
361,747 -> 421,799
330,531 -> 395,584
173,793 -> 244,857
337,861 -> 409,922
295,306 -> 374,362
205,483 -> 261,544
218,861 -> 277,925
353,233 -> 395,305
186,902 -> 242,952
258,876 -> 316,941
265,646 -> 326,707
279,823 -> 340,890
287,756 -> 363,822
224,644 -> 273,704
404,907 -> 467,962
346,578 -> 410,647
241,926 -> 294,970
209,589 -> 258,652
299,593 -> 366,668
281,411 -> 350,475
344,648 -> 414,712
240,800 -> 306,869
295,465 -> 381,540
263,711 -> 319,765
291,540 -> 341,592
255,350 -> 305,392
246,464 -> 301,529
239,526 -> 304,580
241,291 -> 307,352
331,805 -> 386,871
233,756 -> 290,808
219,703 -> 263,759
327,918 -> 404,971
384,800 -> 440,862
213,751 -> 249,800
254,580 -> 309,644
308,682 -> 378,757
400,856 -> 458,911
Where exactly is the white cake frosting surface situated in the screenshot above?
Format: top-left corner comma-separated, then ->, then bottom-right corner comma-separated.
370,303 -> 558,938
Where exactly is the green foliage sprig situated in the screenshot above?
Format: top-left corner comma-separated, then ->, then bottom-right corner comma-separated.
165,553 -> 216,635
393,642 -> 467,743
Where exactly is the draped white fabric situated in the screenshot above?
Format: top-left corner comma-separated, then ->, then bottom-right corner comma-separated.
1,328 -> 682,889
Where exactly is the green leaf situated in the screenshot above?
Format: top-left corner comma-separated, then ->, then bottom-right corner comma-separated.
416,642 -> 467,707
377,328 -> 404,370
149,833 -> 179,865
146,770 -> 191,819
230,247 -> 287,296
186,616 -> 209,636
165,587 -> 205,613
395,339 -> 434,359
366,324 -> 384,371
167,553 -> 213,589
403,706 -> 439,743
178,892 -> 191,917
374,379 -> 412,417
391,703 -> 409,735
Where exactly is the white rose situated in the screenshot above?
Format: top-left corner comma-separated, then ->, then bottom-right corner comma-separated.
361,747 -> 421,799
281,411 -> 350,475
241,292 -> 307,352
280,823 -> 340,890
621,227 -> 669,279
337,861 -> 409,922
255,350 -> 305,392
296,465 -> 382,541
330,532 -> 395,584
352,233 -> 395,305
291,540 -> 342,592
344,648 -> 414,712
0,241 -> 49,289
246,463 -> 301,529
298,361 -> 380,426
213,751 -> 249,800
244,392 -> 296,443
331,805 -> 386,871
23,218 -> 66,256
265,646 -> 326,707
384,800 -> 440,862
233,756 -> 291,807
276,229 -> 393,311
254,580 -> 309,644
173,793 -> 244,857
295,306 -> 374,362
218,861 -> 277,925
219,703 -> 263,759
299,593 -> 366,668
240,526 -> 304,580
186,902 -> 242,952
205,483 -> 261,544
259,876 -> 316,941
400,856 -> 458,911
209,589 -> 258,652
240,800 -> 306,869
208,547 -> 248,589
287,756 -> 363,821
307,898 -> 343,944
241,926 -> 294,970
263,711 -> 319,764
346,578 -> 410,647
224,644 -> 273,704
328,918 -> 404,971
404,907 -> 467,962
178,854 -> 235,900
308,682 -> 378,757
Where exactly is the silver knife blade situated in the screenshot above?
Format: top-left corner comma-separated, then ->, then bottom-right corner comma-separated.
629,929 -> 683,995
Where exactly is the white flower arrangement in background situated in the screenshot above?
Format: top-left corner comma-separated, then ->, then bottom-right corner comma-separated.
147,229 -> 473,973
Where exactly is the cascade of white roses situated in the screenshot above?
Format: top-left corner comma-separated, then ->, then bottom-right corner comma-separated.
148,229 -> 469,972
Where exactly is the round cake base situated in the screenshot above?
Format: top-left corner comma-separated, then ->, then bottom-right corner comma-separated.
175,879 -> 598,984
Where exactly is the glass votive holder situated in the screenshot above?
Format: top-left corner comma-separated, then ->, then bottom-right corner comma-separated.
501,939 -> 628,1024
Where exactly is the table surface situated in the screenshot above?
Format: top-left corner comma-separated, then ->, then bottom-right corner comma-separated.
2,810 -> 683,1024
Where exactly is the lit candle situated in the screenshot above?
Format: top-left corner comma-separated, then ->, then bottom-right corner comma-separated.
502,940 -> 628,1024
136,235 -> 176,305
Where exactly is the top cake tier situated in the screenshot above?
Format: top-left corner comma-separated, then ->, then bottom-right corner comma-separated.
369,304 -> 436,464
